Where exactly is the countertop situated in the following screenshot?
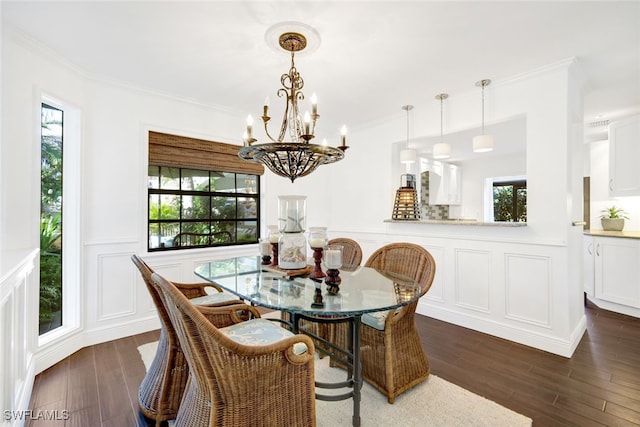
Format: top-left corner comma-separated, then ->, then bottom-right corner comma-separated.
384,219 -> 527,227
584,230 -> 640,239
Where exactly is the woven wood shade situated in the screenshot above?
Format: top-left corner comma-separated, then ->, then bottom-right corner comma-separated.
148,131 -> 264,175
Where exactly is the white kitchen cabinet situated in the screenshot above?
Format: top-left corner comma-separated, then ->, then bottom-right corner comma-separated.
583,235 -> 594,297
593,236 -> 640,309
428,161 -> 462,205
608,115 -> 640,197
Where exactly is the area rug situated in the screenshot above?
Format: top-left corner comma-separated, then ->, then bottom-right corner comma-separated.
138,341 -> 531,426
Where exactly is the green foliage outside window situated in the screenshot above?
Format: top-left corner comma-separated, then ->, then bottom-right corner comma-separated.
493,181 -> 527,222
148,167 -> 259,250
40,104 -> 63,332
40,214 -> 62,324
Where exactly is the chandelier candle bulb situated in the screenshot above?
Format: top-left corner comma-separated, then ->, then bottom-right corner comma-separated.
341,125 -> 347,144
304,111 -> 311,136
311,93 -> 318,116
263,98 -> 269,117
246,115 -> 253,139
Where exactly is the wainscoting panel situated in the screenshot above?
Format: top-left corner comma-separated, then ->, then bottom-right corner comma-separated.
504,253 -> 552,327
423,245 -> 445,303
131,264 -> 156,314
97,253 -> 136,321
1,291 -> 12,412
454,248 -> 491,313
0,249 -> 37,426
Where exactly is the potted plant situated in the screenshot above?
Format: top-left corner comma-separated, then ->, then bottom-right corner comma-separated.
600,205 -> 629,231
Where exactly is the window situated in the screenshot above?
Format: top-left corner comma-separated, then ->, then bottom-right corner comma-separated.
147,131 -> 264,251
148,167 -> 260,250
493,178 -> 527,222
40,103 -> 63,334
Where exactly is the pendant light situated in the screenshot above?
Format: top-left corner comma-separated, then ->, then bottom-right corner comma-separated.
472,79 -> 494,153
433,93 -> 450,159
399,105 -> 416,165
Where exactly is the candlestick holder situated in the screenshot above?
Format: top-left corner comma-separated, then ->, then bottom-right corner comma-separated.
308,226 -> 328,278
259,238 -> 272,265
309,247 -> 326,279
311,283 -> 324,308
325,268 -> 342,294
267,225 -> 280,267
323,244 -> 343,295
270,242 -> 279,267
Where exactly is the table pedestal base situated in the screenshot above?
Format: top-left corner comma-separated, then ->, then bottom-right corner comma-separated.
291,313 -> 362,427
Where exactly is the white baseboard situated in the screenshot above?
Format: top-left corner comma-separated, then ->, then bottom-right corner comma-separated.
417,303 -> 586,358
586,295 -> 640,318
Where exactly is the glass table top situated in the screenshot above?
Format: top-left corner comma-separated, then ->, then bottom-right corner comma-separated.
194,256 -> 422,316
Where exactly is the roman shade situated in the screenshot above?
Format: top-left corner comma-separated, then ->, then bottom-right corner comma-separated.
148,131 -> 264,175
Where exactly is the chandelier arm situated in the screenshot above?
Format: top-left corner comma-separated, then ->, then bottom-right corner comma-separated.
262,120 -> 278,143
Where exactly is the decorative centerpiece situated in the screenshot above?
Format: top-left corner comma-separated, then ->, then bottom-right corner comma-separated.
278,196 -> 308,269
600,205 -> 628,231
324,244 -> 343,294
267,225 -> 280,267
308,226 -> 328,279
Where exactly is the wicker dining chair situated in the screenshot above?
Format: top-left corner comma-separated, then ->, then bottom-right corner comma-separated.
328,242 -> 435,403
132,255 -> 243,425
359,243 -> 436,403
151,272 -> 316,427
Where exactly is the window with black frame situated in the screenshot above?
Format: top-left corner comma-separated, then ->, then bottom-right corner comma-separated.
493,179 -> 527,222
148,167 -> 259,251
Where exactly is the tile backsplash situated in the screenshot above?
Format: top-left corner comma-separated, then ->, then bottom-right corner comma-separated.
421,171 -> 449,220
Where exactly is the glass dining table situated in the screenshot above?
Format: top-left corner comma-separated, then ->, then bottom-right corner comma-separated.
194,256 -> 422,427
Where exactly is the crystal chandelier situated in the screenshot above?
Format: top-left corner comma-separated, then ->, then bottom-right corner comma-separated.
238,32 -> 348,183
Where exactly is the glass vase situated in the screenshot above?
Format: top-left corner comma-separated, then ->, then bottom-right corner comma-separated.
277,196 -> 307,269
278,232 -> 307,269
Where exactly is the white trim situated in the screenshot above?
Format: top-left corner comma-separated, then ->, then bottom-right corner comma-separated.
417,305 -> 586,358
37,93 -> 84,348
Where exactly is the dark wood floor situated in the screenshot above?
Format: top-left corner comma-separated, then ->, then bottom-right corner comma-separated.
27,299 -> 640,426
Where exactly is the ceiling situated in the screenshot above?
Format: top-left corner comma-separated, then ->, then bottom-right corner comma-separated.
3,1 -> 639,147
